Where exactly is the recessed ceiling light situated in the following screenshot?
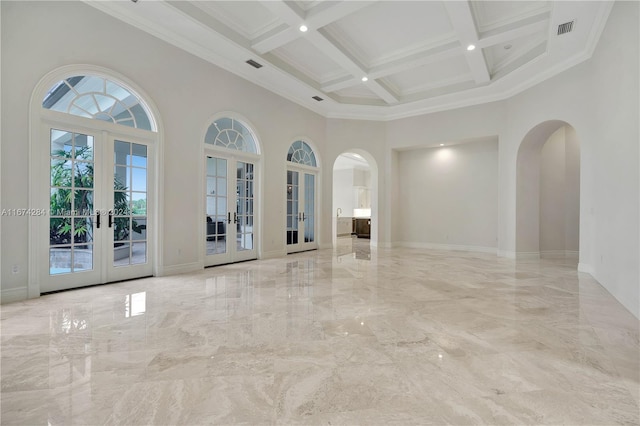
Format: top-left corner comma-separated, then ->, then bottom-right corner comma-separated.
467,44 -> 476,51
361,76 -> 368,82
504,44 -> 512,50
299,25 -> 308,32
440,143 -> 444,146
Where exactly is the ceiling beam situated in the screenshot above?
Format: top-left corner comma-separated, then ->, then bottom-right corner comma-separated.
322,75 -> 360,93
305,1 -> 376,29
477,12 -> 549,48
252,0 -> 375,54
260,0 -> 398,104
310,30 -> 398,104
322,41 -> 460,93
252,25 -> 300,54
443,1 -> 490,84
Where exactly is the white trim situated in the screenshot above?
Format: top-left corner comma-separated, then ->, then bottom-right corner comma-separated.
83,0 -> 613,122
1,287 -> 28,305
541,250 -> 579,259
201,112 -> 263,267
516,251 -> 541,260
399,241 -> 498,254
286,137 -> 322,170
497,250 -> 516,259
372,241 -> 395,249
578,263 -> 595,275
261,249 -> 287,260
29,65 -> 164,298
161,262 -> 202,277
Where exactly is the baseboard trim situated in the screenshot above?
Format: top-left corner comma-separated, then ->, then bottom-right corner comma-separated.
161,262 -> 201,276
261,249 -> 287,260
541,250 -> 579,259
1,287 -> 28,304
516,251 -> 541,260
399,242 -> 497,254
497,250 -> 516,259
577,262 -> 594,275
371,241 -> 395,249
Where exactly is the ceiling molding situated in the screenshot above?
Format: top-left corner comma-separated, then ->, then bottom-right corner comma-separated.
83,0 -> 614,122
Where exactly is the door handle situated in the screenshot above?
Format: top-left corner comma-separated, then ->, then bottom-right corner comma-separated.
108,210 -> 113,228
234,212 -> 237,224
228,212 -> 231,224
302,212 -> 306,221
96,210 -> 101,229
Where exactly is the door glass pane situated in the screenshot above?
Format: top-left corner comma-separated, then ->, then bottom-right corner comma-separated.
237,161 -> 254,251
49,129 -> 95,275
131,242 -> 146,265
206,156 -> 228,256
287,170 -> 299,245
304,174 -> 315,243
114,140 -> 148,267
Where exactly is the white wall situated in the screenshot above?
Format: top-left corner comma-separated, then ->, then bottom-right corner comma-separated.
505,1 -> 638,317
2,1 -> 637,319
564,126 -> 580,253
332,168 -> 354,217
323,119 -> 384,247
540,128 -> 567,254
539,125 -> 580,257
397,140 -> 499,251
0,1 -> 326,299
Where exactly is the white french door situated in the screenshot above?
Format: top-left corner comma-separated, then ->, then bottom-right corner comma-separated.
205,154 -> 257,266
43,125 -> 153,292
286,168 -> 317,253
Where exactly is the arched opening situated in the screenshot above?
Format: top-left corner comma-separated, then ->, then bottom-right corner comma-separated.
202,114 -> 261,267
285,140 -> 320,254
29,67 -> 162,296
332,150 -> 378,258
516,120 -> 580,263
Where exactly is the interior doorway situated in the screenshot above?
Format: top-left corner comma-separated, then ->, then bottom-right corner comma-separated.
332,151 -> 375,253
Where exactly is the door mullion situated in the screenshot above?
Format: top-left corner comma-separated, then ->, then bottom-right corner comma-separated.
99,131 -> 111,284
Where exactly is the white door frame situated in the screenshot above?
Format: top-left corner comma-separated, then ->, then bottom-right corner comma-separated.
28,65 -> 163,298
34,115 -> 157,293
202,148 -> 260,267
286,163 -> 318,254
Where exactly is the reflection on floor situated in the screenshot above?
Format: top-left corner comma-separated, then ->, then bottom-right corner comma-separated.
1,245 -> 638,424
336,235 -> 371,260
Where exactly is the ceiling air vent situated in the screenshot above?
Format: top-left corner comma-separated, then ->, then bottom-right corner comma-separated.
245,59 -> 263,69
557,21 -> 574,36
312,96 -> 324,102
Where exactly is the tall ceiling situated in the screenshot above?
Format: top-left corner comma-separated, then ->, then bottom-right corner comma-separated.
87,0 -> 613,121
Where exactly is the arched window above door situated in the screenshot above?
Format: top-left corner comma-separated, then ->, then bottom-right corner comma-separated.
42,75 -> 155,131
205,117 -> 258,154
287,140 -> 317,167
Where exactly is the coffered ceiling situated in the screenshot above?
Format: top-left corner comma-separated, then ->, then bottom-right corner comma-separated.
86,0 -> 613,120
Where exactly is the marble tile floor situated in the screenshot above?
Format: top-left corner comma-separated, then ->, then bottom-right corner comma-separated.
1,239 -> 639,425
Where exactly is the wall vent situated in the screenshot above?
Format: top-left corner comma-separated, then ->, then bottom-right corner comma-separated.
245,59 -> 263,69
557,21 -> 574,35
312,96 -> 324,101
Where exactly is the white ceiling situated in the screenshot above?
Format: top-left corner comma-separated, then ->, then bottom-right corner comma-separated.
87,0 -> 613,121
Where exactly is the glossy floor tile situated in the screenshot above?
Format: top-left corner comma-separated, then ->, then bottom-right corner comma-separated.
2,238 -> 639,425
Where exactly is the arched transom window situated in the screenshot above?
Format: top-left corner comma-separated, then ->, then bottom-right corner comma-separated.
205,117 -> 257,154
287,140 -> 317,167
42,75 -> 155,131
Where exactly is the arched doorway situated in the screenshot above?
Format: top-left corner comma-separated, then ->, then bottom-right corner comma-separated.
332,150 -> 378,255
29,67 -> 162,295
285,139 -> 320,254
516,121 -> 580,261
202,115 -> 261,267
